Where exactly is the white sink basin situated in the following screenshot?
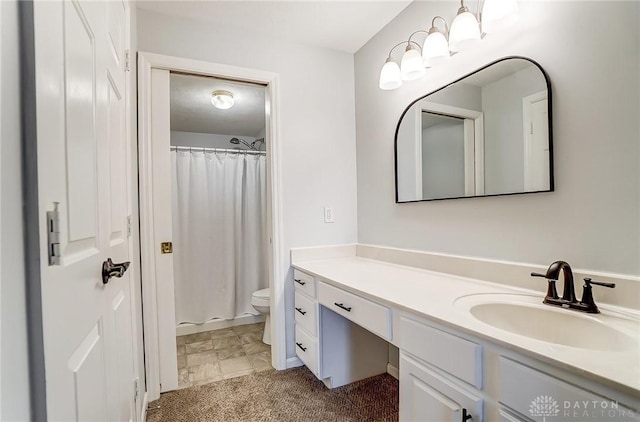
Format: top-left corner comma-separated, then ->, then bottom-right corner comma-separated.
454,293 -> 639,351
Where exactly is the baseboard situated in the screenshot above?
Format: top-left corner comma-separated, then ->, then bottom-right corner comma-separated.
286,356 -> 303,369
140,392 -> 148,422
176,314 -> 264,336
387,363 -> 399,380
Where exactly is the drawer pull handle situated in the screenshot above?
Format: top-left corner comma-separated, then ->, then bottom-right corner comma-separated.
294,278 -> 306,286
462,408 -> 472,421
334,302 -> 352,312
296,342 -> 307,352
295,307 -> 307,315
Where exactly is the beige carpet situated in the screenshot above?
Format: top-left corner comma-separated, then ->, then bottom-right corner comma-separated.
146,366 -> 399,422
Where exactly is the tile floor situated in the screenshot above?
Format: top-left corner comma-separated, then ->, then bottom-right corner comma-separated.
176,322 -> 272,389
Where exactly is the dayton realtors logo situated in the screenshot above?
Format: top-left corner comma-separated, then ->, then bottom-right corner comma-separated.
529,395 -> 560,422
529,395 -> 636,421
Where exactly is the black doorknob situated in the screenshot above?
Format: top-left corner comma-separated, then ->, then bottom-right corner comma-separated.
102,258 -> 130,284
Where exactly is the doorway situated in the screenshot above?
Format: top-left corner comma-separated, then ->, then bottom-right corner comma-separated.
170,73 -> 270,388
137,53 -> 285,401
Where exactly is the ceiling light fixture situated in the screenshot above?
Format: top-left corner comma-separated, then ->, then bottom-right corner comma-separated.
378,0 -> 519,90
211,90 -> 234,110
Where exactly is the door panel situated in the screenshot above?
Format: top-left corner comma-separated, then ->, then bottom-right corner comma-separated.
35,0 -> 135,420
112,291 -> 135,422
64,0 -> 99,246
108,72 -> 126,246
68,323 -> 108,422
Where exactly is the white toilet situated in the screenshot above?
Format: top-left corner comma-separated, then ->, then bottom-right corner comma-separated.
251,288 -> 271,345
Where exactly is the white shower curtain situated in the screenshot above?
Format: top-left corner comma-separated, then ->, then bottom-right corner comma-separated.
171,150 -> 267,324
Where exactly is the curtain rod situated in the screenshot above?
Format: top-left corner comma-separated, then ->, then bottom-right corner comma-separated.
170,146 -> 266,155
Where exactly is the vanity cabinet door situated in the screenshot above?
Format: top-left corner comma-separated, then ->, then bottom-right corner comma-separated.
295,325 -> 319,377
400,352 -> 483,422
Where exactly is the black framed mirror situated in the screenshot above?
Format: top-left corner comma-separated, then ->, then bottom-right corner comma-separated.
395,56 -> 553,203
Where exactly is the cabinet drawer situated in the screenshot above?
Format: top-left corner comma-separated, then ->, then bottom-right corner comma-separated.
293,269 -> 316,298
400,352 -> 483,422
400,316 -> 482,389
499,357 -> 639,422
317,282 -> 391,341
295,325 -> 319,377
294,291 -> 317,336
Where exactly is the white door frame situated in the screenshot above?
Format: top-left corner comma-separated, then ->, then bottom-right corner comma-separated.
137,52 -> 285,401
419,101 -> 485,196
523,90 -> 548,191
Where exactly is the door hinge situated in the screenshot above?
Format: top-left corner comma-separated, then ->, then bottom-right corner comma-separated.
127,215 -> 132,237
125,49 -> 130,72
47,202 -> 62,266
134,377 -> 140,402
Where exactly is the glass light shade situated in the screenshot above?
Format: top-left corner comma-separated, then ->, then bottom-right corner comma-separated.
211,90 -> 234,109
379,59 -> 403,90
422,31 -> 450,67
449,11 -> 481,52
481,0 -> 519,33
400,46 -> 426,81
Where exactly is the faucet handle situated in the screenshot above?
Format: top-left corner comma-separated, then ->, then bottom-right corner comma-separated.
531,272 -> 559,300
583,278 -> 616,289
531,272 -> 554,280
579,278 -> 615,313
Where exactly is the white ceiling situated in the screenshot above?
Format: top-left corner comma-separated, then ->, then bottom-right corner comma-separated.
136,0 -> 412,53
170,73 -> 266,136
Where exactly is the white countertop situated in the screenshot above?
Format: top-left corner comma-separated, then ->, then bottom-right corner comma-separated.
292,256 -> 640,396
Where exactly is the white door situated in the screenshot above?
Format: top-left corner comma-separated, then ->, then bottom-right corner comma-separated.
34,0 -> 136,420
523,92 -> 550,191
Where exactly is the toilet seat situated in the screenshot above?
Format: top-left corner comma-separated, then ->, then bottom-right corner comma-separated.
251,288 -> 270,307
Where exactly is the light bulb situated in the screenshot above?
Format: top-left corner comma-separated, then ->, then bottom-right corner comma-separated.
400,45 -> 426,81
422,30 -> 450,67
379,58 -> 403,90
482,0 -> 519,33
449,7 -> 481,52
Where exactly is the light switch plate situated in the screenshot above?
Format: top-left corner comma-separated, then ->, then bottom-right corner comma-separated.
324,206 -> 335,223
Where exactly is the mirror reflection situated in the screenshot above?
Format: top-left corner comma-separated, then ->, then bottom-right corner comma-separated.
395,57 -> 553,202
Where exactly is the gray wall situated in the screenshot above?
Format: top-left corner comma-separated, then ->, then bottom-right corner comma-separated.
422,120 -> 465,199
1,0 -> 32,419
428,83 -> 482,111
137,8 -> 358,360
354,1 -> 640,276
482,66 -> 547,194
396,104 -> 419,200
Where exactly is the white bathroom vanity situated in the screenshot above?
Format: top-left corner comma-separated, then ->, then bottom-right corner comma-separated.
291,247 -> 640,422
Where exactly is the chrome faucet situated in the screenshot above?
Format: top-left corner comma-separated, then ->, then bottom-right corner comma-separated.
531,261 -> 615,313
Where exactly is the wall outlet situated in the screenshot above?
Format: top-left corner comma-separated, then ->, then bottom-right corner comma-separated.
324,206 -> 335,223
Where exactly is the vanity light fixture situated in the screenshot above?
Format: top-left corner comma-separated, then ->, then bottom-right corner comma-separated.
449,0 -> 481,52
211,90 -> 234,110
481,0 -> 519,33
422,16 -> 450,67
400,40 -> 426,81
378,0 -> 518,90
379,55 -> 403,90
